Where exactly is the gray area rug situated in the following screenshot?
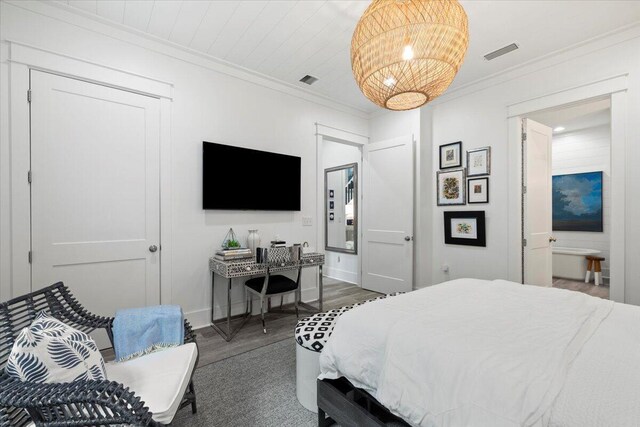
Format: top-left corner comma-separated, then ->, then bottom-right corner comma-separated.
173,339 -> 316,427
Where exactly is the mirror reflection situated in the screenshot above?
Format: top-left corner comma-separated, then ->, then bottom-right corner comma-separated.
325,163 -> 357,254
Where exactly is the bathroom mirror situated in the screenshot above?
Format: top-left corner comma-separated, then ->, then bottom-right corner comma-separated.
325,163 -> 357,254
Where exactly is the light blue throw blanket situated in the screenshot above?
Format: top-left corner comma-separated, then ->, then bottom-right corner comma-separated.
113,305 -> 184,362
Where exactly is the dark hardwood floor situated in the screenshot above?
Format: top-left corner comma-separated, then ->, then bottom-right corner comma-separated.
193,278 -> 380,367
552,277 -> 609,299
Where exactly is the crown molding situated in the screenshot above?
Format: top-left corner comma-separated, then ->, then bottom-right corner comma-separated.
430,21 -> 640,107
3,0 -> 371,119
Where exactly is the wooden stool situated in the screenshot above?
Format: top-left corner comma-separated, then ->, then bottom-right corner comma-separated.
585,256 -> 605,286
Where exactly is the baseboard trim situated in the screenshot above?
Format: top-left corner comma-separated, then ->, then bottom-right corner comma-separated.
323,266 -> 358,285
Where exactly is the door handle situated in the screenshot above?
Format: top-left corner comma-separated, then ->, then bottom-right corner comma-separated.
549,237 -> 557,243
404,236 -> 413,241
149,245 -> 158,253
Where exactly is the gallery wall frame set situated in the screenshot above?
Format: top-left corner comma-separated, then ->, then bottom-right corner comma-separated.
444,211 -> 486,247
437,142 -> 492,205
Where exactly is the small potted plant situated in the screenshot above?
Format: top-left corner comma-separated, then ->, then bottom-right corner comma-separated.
222,228 -> 242,250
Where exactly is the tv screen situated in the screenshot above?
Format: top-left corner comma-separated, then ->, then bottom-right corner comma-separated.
203,142 -> 301,210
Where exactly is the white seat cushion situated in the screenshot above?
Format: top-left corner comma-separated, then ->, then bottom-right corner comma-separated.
106,343 -> 197,424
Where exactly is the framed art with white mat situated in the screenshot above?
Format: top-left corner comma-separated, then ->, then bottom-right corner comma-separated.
437,168 -> 466,206
466,147 -> 491,176
468,177 -> 489,204
444,211 -> 486,247
439,141 -> 462,169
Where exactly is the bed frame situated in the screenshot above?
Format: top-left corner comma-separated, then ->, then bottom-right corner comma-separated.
317,378 -> 409,427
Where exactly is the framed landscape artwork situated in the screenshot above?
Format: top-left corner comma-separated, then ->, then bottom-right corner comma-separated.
437,168 -> 466,206
468,177 -> 489,204
552,171 -> 603,232
439,141 -> 462,169
467,147 -> 491,176
444,211 -> 486,247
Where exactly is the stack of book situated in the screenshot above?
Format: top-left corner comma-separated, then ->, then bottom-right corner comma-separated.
270,240 -> 287,248
214,248 -> 253,261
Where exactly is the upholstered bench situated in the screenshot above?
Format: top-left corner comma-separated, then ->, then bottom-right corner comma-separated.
294,292 -> 404,412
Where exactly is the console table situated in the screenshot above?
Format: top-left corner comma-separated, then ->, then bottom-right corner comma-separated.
208,252 -> 325,341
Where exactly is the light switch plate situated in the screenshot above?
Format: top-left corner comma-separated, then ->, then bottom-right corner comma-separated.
302,216 -> 313,226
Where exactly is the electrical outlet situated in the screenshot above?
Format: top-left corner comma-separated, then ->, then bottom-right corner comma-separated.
302,216 -> 313,226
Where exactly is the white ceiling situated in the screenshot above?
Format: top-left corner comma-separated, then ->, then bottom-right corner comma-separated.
57,0 -> 640,113
528,98 -> 611,135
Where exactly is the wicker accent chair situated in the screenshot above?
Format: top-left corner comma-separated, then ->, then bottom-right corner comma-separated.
0,282 -> 198,426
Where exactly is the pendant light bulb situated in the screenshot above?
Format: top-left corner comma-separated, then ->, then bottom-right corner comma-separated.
402,44 -> 414,61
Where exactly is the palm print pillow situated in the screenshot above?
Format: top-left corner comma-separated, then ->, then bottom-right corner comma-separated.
6,311 -> 107,383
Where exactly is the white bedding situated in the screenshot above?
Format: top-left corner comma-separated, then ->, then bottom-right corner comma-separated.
319,278 -> 620,427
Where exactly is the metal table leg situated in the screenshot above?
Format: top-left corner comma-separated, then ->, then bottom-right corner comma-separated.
210,272 -> 251,342
293,264 -> 324,314
319,265 -> 323,312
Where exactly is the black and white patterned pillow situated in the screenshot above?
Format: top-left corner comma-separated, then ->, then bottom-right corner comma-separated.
6,311 -> 107,383
295,292 -> 405,352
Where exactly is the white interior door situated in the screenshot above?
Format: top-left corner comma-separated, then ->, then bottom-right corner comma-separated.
362,136 -> 414,293
523,118 -> 553,286
30,70 -> 161,328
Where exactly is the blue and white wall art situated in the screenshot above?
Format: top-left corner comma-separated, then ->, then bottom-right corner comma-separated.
552,171 -> 603,232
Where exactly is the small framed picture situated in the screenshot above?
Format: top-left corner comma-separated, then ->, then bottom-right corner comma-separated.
468,177 -> 489,204
329,212 -> 335,221
439,141 -> 462,169
329,201 -> 335,209
467,147 -> 491,176
329,190 -> 334,198
444,211 -> 486,247
437,168 -> 466,206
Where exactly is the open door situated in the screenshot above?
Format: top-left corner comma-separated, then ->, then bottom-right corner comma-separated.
523,118 -> 554,286
362,136 -> 414,294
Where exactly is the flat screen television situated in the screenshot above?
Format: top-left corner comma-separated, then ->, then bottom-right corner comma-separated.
203,141 -> 301,210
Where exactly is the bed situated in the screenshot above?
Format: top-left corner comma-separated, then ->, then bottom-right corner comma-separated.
319,278 -> 640,426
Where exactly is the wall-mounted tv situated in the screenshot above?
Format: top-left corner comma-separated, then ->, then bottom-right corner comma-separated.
203,142 -> 301,210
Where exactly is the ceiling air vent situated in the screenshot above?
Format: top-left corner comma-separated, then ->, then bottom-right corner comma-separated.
299,75 -> 319,85
484,43 -> 519,61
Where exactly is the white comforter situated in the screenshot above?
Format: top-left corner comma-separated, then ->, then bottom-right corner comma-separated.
319,278 -> 617,427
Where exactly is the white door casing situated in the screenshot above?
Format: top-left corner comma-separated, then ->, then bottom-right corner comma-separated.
523,118 -> 554,287
362,136 -> 414,294
30,70 -> 161,322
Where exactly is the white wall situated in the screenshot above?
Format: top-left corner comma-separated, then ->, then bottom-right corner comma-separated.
321,139 -> 361,284
552,125 -> 611,278
421,25 -> 640,303
0,1 -> 369,326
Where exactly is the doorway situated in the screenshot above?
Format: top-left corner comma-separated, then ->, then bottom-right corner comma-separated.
521,97 -> 612,300
321,138 -> 362,288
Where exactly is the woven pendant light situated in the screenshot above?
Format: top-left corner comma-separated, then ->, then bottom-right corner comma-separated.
351,0 -> 469,111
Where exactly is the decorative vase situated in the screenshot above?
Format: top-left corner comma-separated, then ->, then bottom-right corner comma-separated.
247,229 -> 261,254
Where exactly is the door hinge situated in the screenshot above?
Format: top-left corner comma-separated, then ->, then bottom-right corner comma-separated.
27,90 -> 31,103
523,238 -> 527,247
523,185 -> 526,194
28,251 -> 32,263
28,170 -> 32,184
522,132 -> 527,142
